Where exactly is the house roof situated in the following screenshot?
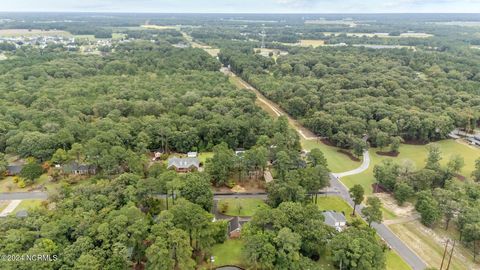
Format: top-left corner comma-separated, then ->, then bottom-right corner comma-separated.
322,211 -> 346,227
228,216 -> 240,233
7,165 -> 23,174
62,162 -> 96,173
167,157 -> 200,169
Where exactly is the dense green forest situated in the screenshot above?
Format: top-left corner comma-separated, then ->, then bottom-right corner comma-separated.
0,42 -> 279,174
219,45 -> 480,149
1,12 -> 480,270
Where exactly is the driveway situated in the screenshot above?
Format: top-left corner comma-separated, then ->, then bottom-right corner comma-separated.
332,150 -> 370,178
0,192 -> 48,200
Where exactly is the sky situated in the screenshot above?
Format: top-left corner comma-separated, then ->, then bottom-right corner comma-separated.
1,0 -> 480,13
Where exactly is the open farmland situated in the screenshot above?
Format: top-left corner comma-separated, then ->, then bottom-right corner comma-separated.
0,29 -> 71,37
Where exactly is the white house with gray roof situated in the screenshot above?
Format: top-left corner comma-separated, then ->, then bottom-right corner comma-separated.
167,156 -> 200,172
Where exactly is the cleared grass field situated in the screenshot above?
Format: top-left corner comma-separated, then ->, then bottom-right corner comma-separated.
390,221 -> 478,270
341,140 -> 480,195
301,138 -> 361,173
217,198 -> 266,216
299,39 -> 325,47
141,24 -> 178,30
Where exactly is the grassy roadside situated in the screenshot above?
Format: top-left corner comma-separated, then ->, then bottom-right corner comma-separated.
390,220 -> 478,270
341,140 -> 480,195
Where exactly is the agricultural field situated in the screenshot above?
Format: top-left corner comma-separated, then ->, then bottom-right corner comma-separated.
299,39 -> 326,47
0,29 -> 70,37
341,140 -> 480,195
321,32 -> 433,38
140,24 -> 178,30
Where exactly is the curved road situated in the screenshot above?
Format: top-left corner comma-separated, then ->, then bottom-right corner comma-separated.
332,150 -> 370,178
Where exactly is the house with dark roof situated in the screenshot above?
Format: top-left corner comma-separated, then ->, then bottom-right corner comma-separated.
226,216 -> 250,238
322,211 -> 347,232
62,162 -> 97,175
167,157 -> 200,173
6,165 -> 23,176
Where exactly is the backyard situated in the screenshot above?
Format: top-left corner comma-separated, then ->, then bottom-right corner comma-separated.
217,198 -> 266,217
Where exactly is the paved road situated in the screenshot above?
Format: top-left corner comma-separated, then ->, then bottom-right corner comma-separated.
329,175 -> 427,270
0,192 -> 48,200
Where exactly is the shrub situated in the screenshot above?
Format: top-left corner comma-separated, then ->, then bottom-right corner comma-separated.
220,201 -> 229,213
17,179 -> 26,188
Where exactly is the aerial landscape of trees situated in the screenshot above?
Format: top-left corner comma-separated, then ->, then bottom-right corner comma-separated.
0,11 -> 480,270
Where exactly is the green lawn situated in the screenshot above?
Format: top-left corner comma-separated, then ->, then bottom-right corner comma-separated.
301,138 -> 361,173
316,195 -> 354,220
12,200 -> 44,214
198,152 -> 214,164
210,239 -> 244,268
218,198 -> 266,216
386,250 -> 412,270
341,140 -> 480,195
381,206 -> 398,220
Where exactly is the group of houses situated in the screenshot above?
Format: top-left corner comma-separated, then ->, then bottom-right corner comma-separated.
5,162 -> 97,177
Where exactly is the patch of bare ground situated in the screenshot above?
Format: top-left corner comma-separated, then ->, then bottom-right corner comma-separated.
375,193 -> 414,218
376,151 -> 400,157
213,180 -> 266,193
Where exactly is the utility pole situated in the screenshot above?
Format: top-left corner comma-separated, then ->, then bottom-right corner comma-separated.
446,240 -> 456,270
440,239 -> 449,270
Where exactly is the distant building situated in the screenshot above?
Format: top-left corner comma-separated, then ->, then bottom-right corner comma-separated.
235,148 -> 245,156
62,162 -> 97,175
187,152 -> 198,158
167,157 -> 200,173
322,211 -> 347,232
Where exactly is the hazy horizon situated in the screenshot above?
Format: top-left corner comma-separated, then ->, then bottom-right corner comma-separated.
1,0 -> 480,13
